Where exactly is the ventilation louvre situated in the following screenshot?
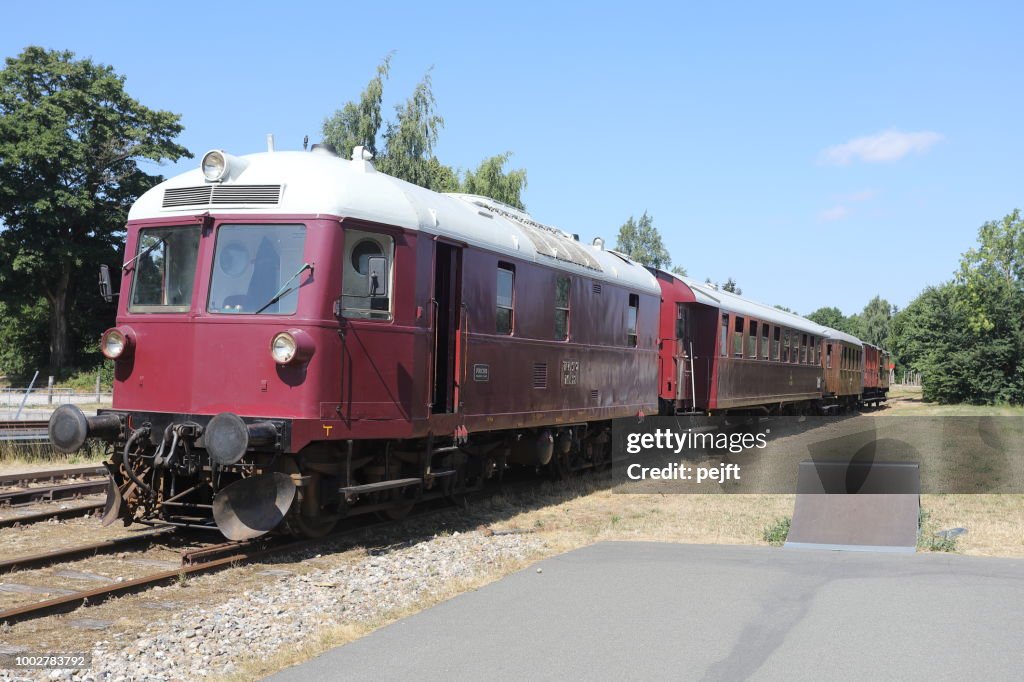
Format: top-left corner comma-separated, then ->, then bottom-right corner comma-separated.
592,282 -> 603,295
162,186 -> 212,207
589,390 -> 600,404
162,184 -> 282,208
533,363 -> 548,389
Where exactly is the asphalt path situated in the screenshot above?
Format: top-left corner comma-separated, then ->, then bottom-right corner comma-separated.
267,541 -> 1024,681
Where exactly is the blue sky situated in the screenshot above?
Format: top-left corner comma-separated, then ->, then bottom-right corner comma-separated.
3,1 -> 1021,315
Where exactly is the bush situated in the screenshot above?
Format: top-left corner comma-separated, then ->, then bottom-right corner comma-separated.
762,517 -> 791,547
59,361 -> 114,391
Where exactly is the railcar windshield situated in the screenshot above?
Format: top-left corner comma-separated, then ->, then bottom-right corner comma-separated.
129,226 -> 201,313
208,224 -> 307,314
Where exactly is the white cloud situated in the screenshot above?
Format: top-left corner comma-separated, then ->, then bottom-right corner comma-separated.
821,130 -> 943,165
818,205 -> 850,222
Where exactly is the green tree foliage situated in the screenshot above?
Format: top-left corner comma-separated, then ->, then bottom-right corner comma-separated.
614,211 -> 672,269
722,278 -> 742,295
0,46 -> 190,377
806,306 -> 862,336
321,54 -> 391,160
859,295 -> 893,347
375,69 -> 447,190
670,265 -> 688,277
461,153 -> 528,210
322,58 -> 527,206
774,304 -> 796,314
890,210 -> 1024,404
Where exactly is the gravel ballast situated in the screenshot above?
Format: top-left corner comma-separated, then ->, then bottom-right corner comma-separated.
1,528 -> 545,681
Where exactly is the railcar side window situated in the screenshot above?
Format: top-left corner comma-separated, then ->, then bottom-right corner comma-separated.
627,294 -> 639,347
129,226 -> 201,313
338,229 -> 394,320
733,316 -> 744,357
800,334 -> 808,364
761,324 -> 770,359
782,329 -> 791,362
748,321 -> 758,359
826,343 -> 832,369
555,276 -> 570,340
772,327 -> 781,361
496,264 -> 514,334
720,314 -> 728,357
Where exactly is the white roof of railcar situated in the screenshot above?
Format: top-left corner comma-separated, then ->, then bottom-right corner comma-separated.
666,271 -> 864,346
129,149 -> 660,295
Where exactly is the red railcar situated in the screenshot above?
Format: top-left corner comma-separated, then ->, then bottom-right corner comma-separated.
651,269 -> 878,414
861,343 -> 890,406
50,145 -> 660,538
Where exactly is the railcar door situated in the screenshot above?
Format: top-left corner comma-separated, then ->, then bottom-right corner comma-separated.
431,243 -> 463,413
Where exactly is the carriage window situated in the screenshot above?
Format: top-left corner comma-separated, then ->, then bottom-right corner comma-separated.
131,226 -> 201,313
627,294 -> 639,347
800,334 -> 808,364
335,229 -> 394,320
815,337 -> 821,364
676,303 -> 687,339
783,329 -> 791,362
748,321 -> 758,358
733,316 -> 744,357
554,276 -> 570,340
720,314 -> 729,357
772,326 -> 781,361
208,224 -> 307,315
496,264 -> 514,334
761,324 -> 770,359
826,343 -> 833,369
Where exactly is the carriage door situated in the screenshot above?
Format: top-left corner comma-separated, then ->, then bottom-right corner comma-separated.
431,243 -> 462,413
675,303 -> 693,406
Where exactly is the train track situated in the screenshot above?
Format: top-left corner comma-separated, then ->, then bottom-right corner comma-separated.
0,514 -> 408,627
0,465 -> 109,508
0,466 -> 110,530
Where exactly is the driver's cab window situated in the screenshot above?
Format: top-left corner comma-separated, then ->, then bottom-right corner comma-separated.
342,229 -> 394,320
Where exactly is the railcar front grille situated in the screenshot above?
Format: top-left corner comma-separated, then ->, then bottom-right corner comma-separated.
162,184 -> 282,208
533,363 -> 548,389
162,186 -> 213,207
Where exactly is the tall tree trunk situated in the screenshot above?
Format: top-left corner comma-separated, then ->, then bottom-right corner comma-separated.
48,262 -> 72,377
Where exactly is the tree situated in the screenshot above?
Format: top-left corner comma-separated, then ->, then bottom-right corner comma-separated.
0,46 -> 190,376
722,278 -> 742,295
614,211 -> 671,269
774,304 -> 796,314
806,306 -> 861,336
321,54 -> 391,161
375,69 -> 448,190
670,265 -> 688,277
859,295 -> 893,347
322,58 -> 528,207
461,153 -> 528,210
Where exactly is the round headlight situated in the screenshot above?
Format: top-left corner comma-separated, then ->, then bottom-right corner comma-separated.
201,150 -> 227,181
271,332 -> 297,364
101,329 -> 126,359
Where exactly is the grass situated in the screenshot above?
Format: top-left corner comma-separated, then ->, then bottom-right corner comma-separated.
0,440 -> 106,469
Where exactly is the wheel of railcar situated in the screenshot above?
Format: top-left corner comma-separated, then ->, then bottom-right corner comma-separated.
277,460 -> 338,538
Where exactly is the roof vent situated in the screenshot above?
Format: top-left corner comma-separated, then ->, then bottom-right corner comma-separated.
592,237 -> 604,250
310,143 -> 338,156
352,145 -> 373,161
